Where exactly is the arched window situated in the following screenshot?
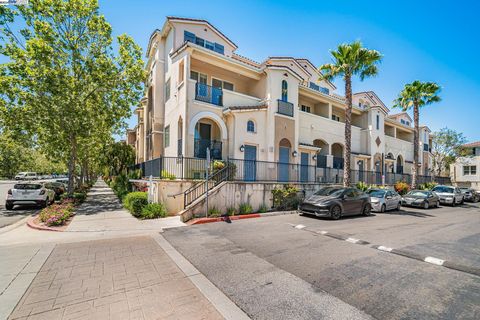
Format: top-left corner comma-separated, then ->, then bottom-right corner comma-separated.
281,80 -> 288,101
247,120 -> 255,133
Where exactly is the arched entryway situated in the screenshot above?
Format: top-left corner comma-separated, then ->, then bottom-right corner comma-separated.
396,155 -> 404,174
313,139 -> 329,168
331,143 -> 344,169
278,138 -> 292,182
189,112 -> 227,160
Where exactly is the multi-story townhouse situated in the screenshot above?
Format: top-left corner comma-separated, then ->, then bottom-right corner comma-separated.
129,16 -> 434,183
450,142 -> 480,190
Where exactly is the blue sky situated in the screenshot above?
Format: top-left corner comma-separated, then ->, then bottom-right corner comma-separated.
9,0 -> 480,141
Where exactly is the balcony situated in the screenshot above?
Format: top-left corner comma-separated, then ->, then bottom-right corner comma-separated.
333,157 -> 344,169
194,139 -> 222,160
309,82 -> 330,95
195,83 -> 223,106
277,99 -> 294,117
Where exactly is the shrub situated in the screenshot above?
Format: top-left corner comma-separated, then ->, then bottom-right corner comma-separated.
141,203 -> 167,219
226,207 -> 236,216
161,170 -> 176,180
238,203 -> 253,215
72,192 -> 87,203
208,206 -> 221,217
123,192 -> 148,217
418,182 -> 437,190
212,160 -> 226,171
257,204 -> 268,213
356,181 -> 369,191
39,202 -> 74,227
111,173 -> 131,199
394,181 -> 410,195
272,185 -> 300,210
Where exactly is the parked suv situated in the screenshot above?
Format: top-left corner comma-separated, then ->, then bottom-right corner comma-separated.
432,185 -> 464,206
5,183 -> 55,210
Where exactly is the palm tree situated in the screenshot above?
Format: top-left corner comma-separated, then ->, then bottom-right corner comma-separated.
319,41 -> 382,186
393,81 -> 441,188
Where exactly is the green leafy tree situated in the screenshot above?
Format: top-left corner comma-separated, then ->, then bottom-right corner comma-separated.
393,81 -> 441,188
101,141 -> 135,176
431,127 -> 466,176
319,41 -> 382,186
0,0 -> 145,194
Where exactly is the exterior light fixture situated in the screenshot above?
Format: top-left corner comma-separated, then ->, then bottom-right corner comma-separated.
312,154 -> 317,161
239,145 -> 245,152
292,150 -> 298,157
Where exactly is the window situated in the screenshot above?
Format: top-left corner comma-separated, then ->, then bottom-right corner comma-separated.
376,115 -> 380,130
190,71 -> 207,84
247,120 -> 255,133
165,78 -> 171,101
212,78 -> 234,91
463,166 -> 477,175
178,60 -> 184,84
301,105 -> 311,113
406,121 -> 410,126
183,31 -> 225,55
164,125 -> 170,148
281,80 -> 288,101
332,114 -> 340,122
401,119 -> 405,124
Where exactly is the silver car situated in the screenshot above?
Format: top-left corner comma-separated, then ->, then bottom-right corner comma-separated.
431,185 -> 464,206
367,189 -> 402,212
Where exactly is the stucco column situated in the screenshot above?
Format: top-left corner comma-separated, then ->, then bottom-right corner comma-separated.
328,103 -> 333,119
326,155 -> 334,168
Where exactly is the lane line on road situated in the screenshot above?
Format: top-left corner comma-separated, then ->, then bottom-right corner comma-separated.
288,223 -> 480,277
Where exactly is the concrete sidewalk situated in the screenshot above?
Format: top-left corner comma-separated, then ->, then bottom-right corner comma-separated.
67,180 -> 185,232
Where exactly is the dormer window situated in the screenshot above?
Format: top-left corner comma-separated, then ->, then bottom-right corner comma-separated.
184,31 -> 225,54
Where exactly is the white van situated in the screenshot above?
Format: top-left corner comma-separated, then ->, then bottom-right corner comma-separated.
16,172 -> 38,180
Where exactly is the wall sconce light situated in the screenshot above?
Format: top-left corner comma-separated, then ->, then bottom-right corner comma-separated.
283,73 -> 288,77
375,161 -> 380,166
357,160 -> 363,166
239,145 -> 245,152
292,150 -> 298,157
312,154 -> 317,161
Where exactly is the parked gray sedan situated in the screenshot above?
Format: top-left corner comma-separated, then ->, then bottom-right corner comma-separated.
367,189 -> 402,212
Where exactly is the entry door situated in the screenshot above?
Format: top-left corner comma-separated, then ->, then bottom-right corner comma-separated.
244,145 -> 257,181
195,123 -> 211,158
358,160 -> 364,182
278,147 -> 290,182
300,152 -> 309,182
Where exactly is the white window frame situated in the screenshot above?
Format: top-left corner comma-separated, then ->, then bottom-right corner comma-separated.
190,70 -> 207,84
301,105 -> 311,113
165,78 -> 171,101
164,125 -> 170,148
212,77 -> 234,91
247,120 -> 256,133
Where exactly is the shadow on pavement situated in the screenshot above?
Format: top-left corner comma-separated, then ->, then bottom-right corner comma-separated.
74,187 -> 123,216
384,209 -> 435,218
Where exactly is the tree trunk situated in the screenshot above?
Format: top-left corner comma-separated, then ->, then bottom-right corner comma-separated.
343,75 -> 352,187
67,135 -> 77,196
412,104 -> 419,189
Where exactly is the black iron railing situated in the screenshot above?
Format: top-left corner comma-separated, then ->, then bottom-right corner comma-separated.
333,157 -> 344,169
277,99 -> 294,117
184,165 -> 230,208
195,83 -> 223,106
194,139 -> 222,160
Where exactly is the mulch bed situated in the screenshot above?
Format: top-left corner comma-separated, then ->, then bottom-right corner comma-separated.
27,213 -> 76,232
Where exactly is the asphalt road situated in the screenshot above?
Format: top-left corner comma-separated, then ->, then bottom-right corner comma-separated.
0,180 -> 39,229
164,203 -> 480,320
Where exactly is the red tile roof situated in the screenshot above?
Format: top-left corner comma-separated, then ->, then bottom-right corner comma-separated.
464,141 -> 480,148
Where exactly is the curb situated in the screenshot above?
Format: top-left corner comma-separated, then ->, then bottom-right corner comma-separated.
0,215 -> 32,235
152,234 -> 250,320
26,216 -> 64,232
189,210 -> 297,225
291,224 -> 480,277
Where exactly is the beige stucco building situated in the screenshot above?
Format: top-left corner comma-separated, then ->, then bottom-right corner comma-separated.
129,16 -> 434,180
450,142 -> 480,190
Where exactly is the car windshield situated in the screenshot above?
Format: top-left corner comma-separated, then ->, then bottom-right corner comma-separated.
367,190 -> 386,198
14,184 -> 42,190
407,190 -> 428,197
432,186 -> 454,193
314,187 -> 343,196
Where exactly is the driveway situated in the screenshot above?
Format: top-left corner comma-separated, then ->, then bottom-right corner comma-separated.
164,203 -> 480,320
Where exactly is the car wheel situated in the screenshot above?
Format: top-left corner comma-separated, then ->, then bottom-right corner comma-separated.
39,201 -> 47,209
5,203 -> 13,210
423,201 -> 429,209
363,204 -> 372,216
330,205 -> 342,220
436,201 -> 440,208
460,198 -> 464,205
397,202 -> 401,211
452,199 -> 456,207
380,204 -> 386,213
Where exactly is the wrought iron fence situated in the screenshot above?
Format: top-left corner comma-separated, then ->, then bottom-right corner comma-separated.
195,83 -> 223,106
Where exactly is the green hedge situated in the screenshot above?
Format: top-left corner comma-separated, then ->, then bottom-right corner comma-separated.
141,203 -> 167,219
123,192 -> 148,217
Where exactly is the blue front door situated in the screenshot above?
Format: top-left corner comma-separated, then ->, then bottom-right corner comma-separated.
244,145 -> 257,181
278,147 -> 290,182
300,152 -> 309,182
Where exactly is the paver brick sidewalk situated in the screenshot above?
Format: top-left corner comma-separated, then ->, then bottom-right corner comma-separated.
9,236 -> 223,320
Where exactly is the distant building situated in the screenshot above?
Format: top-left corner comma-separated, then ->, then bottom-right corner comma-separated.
450,141 -> 480,190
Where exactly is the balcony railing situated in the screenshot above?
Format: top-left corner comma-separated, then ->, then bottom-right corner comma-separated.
194,139 -> 222,160
277,99 -> 294,117
309,82 -> 330,95
333,157 -> 344,169
195,83 -> 223,106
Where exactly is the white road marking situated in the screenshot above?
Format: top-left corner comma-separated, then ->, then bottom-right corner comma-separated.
295,224 -> 306,230
377,246 -> 393,252
318,231 -> 328,235
424,256 -> 445,266
346,238 -> 359,244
